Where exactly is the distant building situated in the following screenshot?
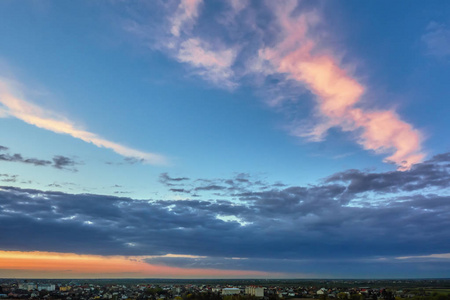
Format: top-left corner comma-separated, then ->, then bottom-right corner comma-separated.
317,288 -> 327,295
245,286 -> 265,297
18,283 -> 36,291
222,288 -> 241,295
38,284 -> 56,291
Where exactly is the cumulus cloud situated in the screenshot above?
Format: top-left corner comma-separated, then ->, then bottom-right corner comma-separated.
0,152 -> 448,276
0,79 -> 167,165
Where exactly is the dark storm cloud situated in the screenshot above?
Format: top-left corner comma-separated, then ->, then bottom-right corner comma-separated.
0,152 -> 449,274
0,146 -> 79,171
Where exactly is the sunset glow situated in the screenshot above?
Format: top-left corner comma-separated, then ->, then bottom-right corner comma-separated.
0,251 -> 273,278
0,0 -> 449,279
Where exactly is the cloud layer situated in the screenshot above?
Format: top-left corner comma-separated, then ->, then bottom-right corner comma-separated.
1,152 -> 449,277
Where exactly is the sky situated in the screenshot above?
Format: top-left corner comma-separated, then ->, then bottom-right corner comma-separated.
0,0 -> 449,279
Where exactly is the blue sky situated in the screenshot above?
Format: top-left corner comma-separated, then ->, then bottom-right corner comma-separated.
0,0 -> 449,278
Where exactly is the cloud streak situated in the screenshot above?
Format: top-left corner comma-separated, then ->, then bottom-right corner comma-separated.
127,1 -> 425,169
0,145 -> 79,171
0,80 -> 167,165
422,22 -> 450,58
258,1 -> 424,170
176,38 -> 237,88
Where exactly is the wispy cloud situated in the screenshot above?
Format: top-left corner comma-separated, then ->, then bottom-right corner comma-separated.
124,0 -> 425,169
170,0 -> 203,37
167,0 -> 238,88
124,0 -> 238,89
396,253 -> 450,260
176,38 -> 237,88
0,144 -> 79,171
258,1 -> 424,170
422,22 -> 450,59
0,79 -> 167,165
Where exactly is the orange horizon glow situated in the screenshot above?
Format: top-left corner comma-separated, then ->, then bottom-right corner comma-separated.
0,250 -> 277,279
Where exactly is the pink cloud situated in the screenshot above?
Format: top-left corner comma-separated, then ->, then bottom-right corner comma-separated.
176,38 -> 237,88
260,1 -> 424,170
170,0 -> 203,37
164,1 -> 238,88
0,79 -> 167,165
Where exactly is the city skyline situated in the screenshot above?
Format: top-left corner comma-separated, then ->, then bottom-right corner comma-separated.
0,0 -> 449,279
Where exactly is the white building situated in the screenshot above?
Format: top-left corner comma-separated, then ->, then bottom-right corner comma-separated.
245,286 -> 265,297
317,288 -> 327,295
222,288 -> 241,295
19,283 -> 37,291
38,284 -> 56,291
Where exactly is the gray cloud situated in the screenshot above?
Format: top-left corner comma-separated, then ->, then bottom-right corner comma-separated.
0,174 -> 18,183
194,185 -> 227,191
0,145 -> 79,171
0,152 -> 449,276
169,188 -> 191,193
163,173 -> 273,197
0,152 -> 51,166
52,155 -> 79,171
159,173 -> 190,187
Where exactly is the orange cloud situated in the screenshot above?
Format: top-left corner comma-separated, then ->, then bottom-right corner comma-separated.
0,79 -> 167,165
260,1 -> 425,170
0,250 -> 273,279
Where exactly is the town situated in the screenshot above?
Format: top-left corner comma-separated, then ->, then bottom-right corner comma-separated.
0,279 -> 449,300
